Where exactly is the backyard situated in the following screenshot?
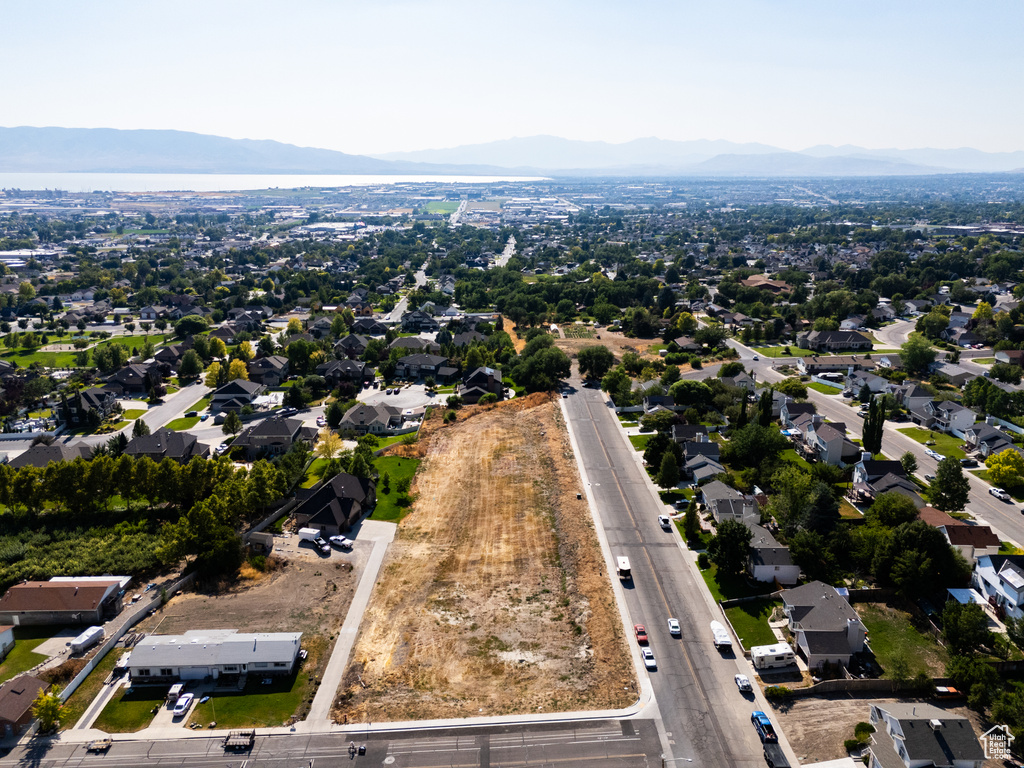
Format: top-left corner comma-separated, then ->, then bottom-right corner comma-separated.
0,626 -> 54,684
857,602 -> 949,678
724,599 -> 779,649
369,455 -> 420,522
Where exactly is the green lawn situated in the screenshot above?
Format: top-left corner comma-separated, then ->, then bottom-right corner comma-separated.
423,201 -> 460,214
839,499 -> 864,519
371,456 -> 421,522
122,409 -> 146,420
186,397 -> 211,412
189,671 -> 307,728
301,458 -> 328,489
659,489 -> 693,506
629,435 -> 650,451
0,627 -> 54,684
858,603 -> 949,677
781,449 -> 812,471
699,563 -> 775,602
750,346 -> 817,358
973,357 -> 996,365
164,416 -> 199,431
93,686 -> 165,732
61,646 -> 124,729
807,382 -> 843,394
375,433 -> 413,450
725,599 -> 780,649
896,428 -> 966,460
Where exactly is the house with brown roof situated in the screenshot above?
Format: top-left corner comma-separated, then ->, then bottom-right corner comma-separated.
0,675 -> 49,736
0,578 -> 125,625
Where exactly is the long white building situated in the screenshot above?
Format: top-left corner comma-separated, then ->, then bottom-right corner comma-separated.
128,630 -> 302,683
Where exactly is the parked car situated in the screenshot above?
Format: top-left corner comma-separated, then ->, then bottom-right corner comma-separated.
184,411 -> 197,418
329,535 -> 354,549
316,416 -> 327,427
735,674 -> 753,692
925,448 -> 943,460
172,693 -> 194,718
634,624 -> 648,644
960,458 -> 978,468
215,443 -> 229,456
641,647 -> 657,670
990,488 -> 1012,502
751,711 -> 778,742
667,618 -> 681,636
199,413 -> 209,421
658,515 -> 671,530
924,474 -> 936,482
752,354 -> 759,361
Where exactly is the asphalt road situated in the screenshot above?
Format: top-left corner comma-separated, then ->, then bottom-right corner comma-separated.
0,720 -> 664,768
562,376 -> 776,768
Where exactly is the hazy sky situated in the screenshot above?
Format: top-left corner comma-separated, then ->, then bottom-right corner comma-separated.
3,0 -> 1022,155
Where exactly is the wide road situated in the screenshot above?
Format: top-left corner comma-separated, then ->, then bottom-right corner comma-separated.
0,720 -> 663,768
562,376 -> 774,768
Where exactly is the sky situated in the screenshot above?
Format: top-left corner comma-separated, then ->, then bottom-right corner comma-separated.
2,0 -> 1023,156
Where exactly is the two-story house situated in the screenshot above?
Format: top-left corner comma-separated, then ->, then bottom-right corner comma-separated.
248,355 -> 290,386
909,400 -> 976,435
230,417 -> 318,460
700,480 -> 759,526
972,554 -> 1024,620
867,703 -> 984,768
780,581 -> 866,670
748,524 -> 799,585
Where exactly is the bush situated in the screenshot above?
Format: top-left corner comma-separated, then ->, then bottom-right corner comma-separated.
764,685 -> 791,701
248,554 -> 267,571
844,739 -> 863,754
697,552 -> 710,569
854,722 -> 875,741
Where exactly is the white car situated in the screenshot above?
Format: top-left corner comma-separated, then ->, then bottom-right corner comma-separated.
214,443 -> 229,456
752,354 -> 759,361
316,416 -> 326,427
329,535 -> 354,549
641,647 -> 657,670
735,674 -> 753,692
925,448 -> 943,460
172,692 -> 194,717
658,515 -> 671,530
667,618 -> 681,636
991,488 -> 1012,502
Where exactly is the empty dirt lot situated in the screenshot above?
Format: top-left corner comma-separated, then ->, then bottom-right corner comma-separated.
335,394 -> 635,722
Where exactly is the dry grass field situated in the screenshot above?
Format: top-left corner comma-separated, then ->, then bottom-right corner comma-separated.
335,394 -> 635,722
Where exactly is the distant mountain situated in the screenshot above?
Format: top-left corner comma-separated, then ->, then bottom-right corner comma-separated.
2,126 -> 1022,178
0,126 -> 513,175
376,135 -> 783,170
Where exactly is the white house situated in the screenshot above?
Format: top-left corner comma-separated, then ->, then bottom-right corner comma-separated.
747,524 -> 799,585
868,703 -> 984,768
128,629 -> 302,683
972,555 -> 1024,621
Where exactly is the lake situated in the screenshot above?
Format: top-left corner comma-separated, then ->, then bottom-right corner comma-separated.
0,172 -> 546,193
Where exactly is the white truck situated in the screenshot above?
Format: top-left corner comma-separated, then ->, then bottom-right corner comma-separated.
298,527 -> 330,554
710,620 -> 732,650
616,557 -> 631,581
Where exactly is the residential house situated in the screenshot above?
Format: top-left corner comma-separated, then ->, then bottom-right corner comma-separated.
292,472 -> 377,535
335,334 -> 369,359
928,361 -> 975,388
452,330 -> 486,347
797,330 -> 872,352
8,442 -> 93,469
893,383 -> 932,413
847,371 -> 888,395
248,355 -> 290,386
0,676 -> 50,737
0,578 -> 126,625
129,629 -> 303,683
60,387 -> 117,427
852,458 -> 925,507
683,441 -> 725,483
671,424 -> 709,443
460,366 -> 504,404
107,363 -> 159,395
780,402 -> 816,429
350,317 -> 387,336
396,353 -> 455,382
154,342 -> 189,369
871,304 -> 896,323
909,400 -> 976,435
138,305 -> 169,321
839,315 -> 866,331
942,525 -> 1000,565
942,327 -> 983,348
996,349 -> 1024,367
780,581 -> 866,670
210,379 -> 266,412
340,402 -> 402,435
904,299 -> 932,314
747,524 -> 799,585
0,625 -> 12,662
963,423 -> 1018,458
867,702 -> 984,768
805,421 -> 860,466
316,359 -> 373,387
388,336 -> 441,355
671,336 -> 703,353
230,417 -> 318,460
700,480 -> 759,526
876,353 -> 902,370
721,372 -> 755,392
797,356 -> 874,375
401,310 -> 440,333
124,429 -> 209,463
208,324 -> 242,345
307,316 -> 336,339
973,555 -> 1024,620
642,394 -> 677,413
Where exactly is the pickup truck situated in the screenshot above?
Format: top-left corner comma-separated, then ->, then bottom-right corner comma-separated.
763,743 -> 790,768
751,710 -> 778,743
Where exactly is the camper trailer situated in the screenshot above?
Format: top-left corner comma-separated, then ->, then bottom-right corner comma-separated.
751,642 -> 796,670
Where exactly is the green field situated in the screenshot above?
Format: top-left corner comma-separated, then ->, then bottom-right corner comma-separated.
896,428 -> 966,460
186,397 -> 211,412
61,646 -> 124,728
807,381 -> 843,395
93,687 -> 165,732
423,201 -> 460,214
724,599 -> 779,649
164,416 -> 200,431
629,435 -> 650,451
781,449 -> 813,471
750,346 -> 817,359
858,603 -> 949,677
371,456 -> 421,522
699,564 -> 775,602
122,409 -> 146,420
188,671 -> 307,728
0,627 -> 54,684
301,458 -> 328,489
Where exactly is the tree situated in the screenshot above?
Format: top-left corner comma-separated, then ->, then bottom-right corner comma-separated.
900,332 -> 937,373
178,349 -> 203,379
788,529 -> 839,583
858,383 -> 872,403
174,316 -> 208,337
208,336 -> 228,360
31,689 -> 62,732
246,460 -> 287,516
718,361 -> 745,379
775,377 -> 808,400
222,411 -> 242,436
757,388 -> 773,427
721,424 -> 788,467
669,379 -> 713,408
683,501 -> 700,543
509,336 -> 571,392
707,519 -> 752,575
973,301 -> 994,322
985,448 -> 1024,488
656,452 -> 680,488
577,345 -> 615,379
942,602 -> 992,656
326,400 -> 344,429
931,456 -> 971,512
18,281 -> 35,301
315,429 -> 344,461
227,359 -> 249,382
132,418 -> 150,438
862,397 -> 884,455
235,340 -> 255,362
204,362 -> 222,388
866,491 -> 919,528
694,324 -> 727,349
899,451 -> 918,476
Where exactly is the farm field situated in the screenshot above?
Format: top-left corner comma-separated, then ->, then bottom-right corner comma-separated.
335,394 -> 635,722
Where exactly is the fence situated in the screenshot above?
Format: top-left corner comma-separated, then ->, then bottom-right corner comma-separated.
989,416 -> 1024,436
810,376 -> 845,390
58,573 -> 196,703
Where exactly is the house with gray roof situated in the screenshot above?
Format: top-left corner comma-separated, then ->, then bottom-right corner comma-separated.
747,524 -> 799,585
210,379 -> 266,412
124,429 -> 209,463
128,629 -> 303,683
868,702 -> 984,768
340,402 -> 401,435
780,581 -> 866,670
292,472 -> 376,535
230,417 -> 317,460
8,441 -> 93,469
972,554 -> 1024,621
248,355 -> 289,386
700,480 -> 759,526
909,400 -> 976,435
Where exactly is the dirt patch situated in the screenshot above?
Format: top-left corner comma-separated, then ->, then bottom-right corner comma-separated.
136,556 -> 357,638
335,396 -> 635,722
776,695 -> 998,765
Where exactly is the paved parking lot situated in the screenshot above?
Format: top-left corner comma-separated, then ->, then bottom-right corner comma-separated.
357,382 -> 437,411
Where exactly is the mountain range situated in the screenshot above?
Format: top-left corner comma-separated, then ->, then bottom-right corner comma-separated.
2,126 -> 1023,177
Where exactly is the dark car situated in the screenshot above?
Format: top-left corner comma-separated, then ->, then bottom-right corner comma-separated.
960,458 -> 979,468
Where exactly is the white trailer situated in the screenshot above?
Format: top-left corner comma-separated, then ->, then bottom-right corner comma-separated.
710,620 -> 732,650
69,626 -> 104,654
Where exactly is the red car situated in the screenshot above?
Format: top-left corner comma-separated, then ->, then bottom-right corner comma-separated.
634,624 -> 648,644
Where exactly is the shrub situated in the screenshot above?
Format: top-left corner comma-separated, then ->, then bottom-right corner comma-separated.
697,552 -> 710,569
854,722 -> 875,741
248,554 -> 267,572
844,739 -> 863,753
764,685 -> 791,701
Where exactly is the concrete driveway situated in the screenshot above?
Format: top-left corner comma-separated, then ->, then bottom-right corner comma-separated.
357,382 -> 437,411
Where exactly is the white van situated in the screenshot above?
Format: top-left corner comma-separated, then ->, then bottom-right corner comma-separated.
166,683 -> 184,703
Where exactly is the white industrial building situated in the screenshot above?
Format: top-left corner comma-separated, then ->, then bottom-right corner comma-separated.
128,630 -> 302,683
